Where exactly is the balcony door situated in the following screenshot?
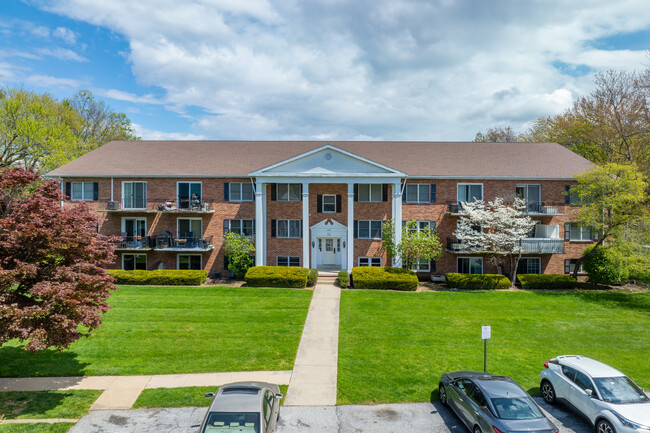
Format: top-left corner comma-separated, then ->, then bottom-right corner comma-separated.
123,182 -> 147,209
123,218 -> 146,238
516,184 -> 541,212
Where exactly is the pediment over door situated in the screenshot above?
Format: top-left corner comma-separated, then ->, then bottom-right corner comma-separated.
250,144 -> 404,179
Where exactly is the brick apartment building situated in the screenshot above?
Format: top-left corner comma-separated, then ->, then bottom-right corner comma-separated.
47,141 -> 595,277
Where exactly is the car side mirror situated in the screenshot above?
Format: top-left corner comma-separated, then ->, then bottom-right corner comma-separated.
205,392 -> 215,398
275,393 -> 284,399
585,388 -> 593,397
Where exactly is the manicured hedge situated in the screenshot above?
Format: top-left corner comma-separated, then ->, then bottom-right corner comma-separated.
518,274 -> 577,290
338,270 -> 350,288
108,270 -> 208,285
245,266 -> 309,288
308,268 -> 319,287
351,267 -> 418,291
445,273 -> 511,290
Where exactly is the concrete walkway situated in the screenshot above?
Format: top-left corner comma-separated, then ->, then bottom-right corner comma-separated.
284,276 -> 341,406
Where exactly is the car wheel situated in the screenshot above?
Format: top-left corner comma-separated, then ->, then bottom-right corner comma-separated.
474,426 -> 482,433
439,383 -> 448,406
541,380 -> 556,405
597,419 -> 616,433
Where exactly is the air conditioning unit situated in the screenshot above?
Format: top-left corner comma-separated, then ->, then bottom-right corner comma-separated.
431,275 -> 446,283
107,201 -> 119,210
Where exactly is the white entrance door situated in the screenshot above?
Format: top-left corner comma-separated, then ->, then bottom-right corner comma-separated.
322,238 -> 337,265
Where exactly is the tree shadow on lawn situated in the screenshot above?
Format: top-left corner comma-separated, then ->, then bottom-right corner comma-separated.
529,290 -> 650,314
0,390 -> 66,420
0,345 -> 89,378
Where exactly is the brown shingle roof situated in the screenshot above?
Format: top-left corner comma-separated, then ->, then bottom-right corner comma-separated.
47,140 -> 593,179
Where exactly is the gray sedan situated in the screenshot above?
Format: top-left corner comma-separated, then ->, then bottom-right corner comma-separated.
199,381 -> 283,433
439,371 -> 558,433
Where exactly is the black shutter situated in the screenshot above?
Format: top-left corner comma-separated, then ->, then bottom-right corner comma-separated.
402,220 -> 407,228
430,260 -> 436,272
252,219 -> 255,235
225,255 -> 230,269
300,184 -> 303,197
564,223 -> 570,241
317,195 -> 323,213
271,184 -> 276,201
271,220 -> 276,238
565,185 -> 571,204
564,259 -> 570,274
65,182 -> 71,199
382,184 -> 388,202
431,184 -> 436,202
354,220 -> 359,238
299,220 -> 303,238
336,195 -> 342,213
93,182 -> 99,200
224,183 -> 230,201
354,184 -> 359,202
223,219 -> 230,235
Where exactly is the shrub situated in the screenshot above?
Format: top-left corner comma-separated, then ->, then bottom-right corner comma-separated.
518,274 -> 577,290
583,246 -> 630,285
245,266 -> 309,288
444,273 -> 510,290
351,267 -> 418,291
108,270 -> 208,285
308,268 -> 318,287
338,270 -> 350,288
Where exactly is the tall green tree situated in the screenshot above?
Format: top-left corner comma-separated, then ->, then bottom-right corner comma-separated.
569,163 -> 649,278
381,219 -> 443,270
223,232 -> 255,278
0,86 -> 139,173
473,126 -> 523,142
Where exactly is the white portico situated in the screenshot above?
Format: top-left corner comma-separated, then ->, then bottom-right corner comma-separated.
250,144 -> 405,272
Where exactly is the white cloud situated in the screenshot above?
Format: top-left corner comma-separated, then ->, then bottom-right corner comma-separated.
37,0 -> 650,140
24,74 -> 84,88
52,27 -> 77,44
132,123 -> 207,140
36,48 -> 88,62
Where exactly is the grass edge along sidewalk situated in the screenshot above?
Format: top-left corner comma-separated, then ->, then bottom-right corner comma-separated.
337,289 -> 650,405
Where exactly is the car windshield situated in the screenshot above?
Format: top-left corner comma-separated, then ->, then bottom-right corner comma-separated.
490,397 -> 543,420
202,412 -> 260,433
593,376 -> 650,404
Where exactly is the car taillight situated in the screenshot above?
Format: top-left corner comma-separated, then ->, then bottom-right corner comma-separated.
544,360 -> 549,368
493,426 -> 504,433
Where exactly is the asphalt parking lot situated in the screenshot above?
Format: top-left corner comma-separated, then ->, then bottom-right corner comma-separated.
69,398 -> 593,433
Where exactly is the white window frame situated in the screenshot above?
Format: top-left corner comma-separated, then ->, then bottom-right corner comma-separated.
276,219 -> 301,238
323,194 -> 337,213
413,258 -> 430,272
358,257 -> 382,267
70,182 -> 95,201
358,220 -> 383,239
122,181 -> 147,209
177,254 -> 202,270
568,223 -> 592,241
407,221 -> 435,234
566,259 -> 586,275
229,182 -> 254,202
457,257 -> 483,274
457,183 -> 483,203
122,253 -> 147,270
277,184 -> 301,202
518,257 -> 541,274
277,256 -> 300,267
177,217 -> 202,238
228,219 -> 254,237
405,184 -> 430,203
177,181 -> 202,208
358,184 -> 382,203
121,217 -> 147,237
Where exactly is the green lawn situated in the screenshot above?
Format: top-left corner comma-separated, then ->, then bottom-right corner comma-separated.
0,424 -> 75,433
0,390 -> 101,420
338,289 -> 650,405
0,286 -> 312,377
133,385 -> 288,409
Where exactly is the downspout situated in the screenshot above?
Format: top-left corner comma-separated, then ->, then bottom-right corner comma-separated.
111,177 -> 114,202
59,176 -> 63,209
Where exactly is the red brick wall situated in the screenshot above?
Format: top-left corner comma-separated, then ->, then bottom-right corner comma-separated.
60,177 -> 593,276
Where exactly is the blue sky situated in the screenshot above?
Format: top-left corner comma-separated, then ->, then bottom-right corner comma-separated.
1,0 -> 650,141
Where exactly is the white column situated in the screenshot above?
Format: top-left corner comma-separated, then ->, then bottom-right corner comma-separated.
255,182 -> 266,266
392,181 -> 403,267
347,183 -> 354,272
302,183 -> 310,269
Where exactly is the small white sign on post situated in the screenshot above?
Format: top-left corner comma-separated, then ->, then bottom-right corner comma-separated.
482,325 -> 491,340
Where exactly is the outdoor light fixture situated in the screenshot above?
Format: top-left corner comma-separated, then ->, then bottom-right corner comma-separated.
311,241 -> 315,248
343,241 -> 346,248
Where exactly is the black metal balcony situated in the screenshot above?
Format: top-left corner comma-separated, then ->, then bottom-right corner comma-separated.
153,235 -> 214,251
115,236 -> 153,250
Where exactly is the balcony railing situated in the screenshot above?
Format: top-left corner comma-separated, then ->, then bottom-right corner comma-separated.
103,199 -> 214,213
115,236 -> 153,250
446,237 -> 564,254
153,235 -> 214,251
448,201 -> 566,216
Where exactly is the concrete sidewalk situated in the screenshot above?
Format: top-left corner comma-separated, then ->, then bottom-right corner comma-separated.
284,278 -> 341,406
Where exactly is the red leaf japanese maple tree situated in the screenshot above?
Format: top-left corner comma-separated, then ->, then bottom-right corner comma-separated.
0,167 -> 117,351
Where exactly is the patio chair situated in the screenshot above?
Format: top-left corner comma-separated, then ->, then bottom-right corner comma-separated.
185,232 -> 195,248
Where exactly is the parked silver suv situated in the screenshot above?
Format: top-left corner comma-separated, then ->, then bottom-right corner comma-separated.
540,355 -> 650,433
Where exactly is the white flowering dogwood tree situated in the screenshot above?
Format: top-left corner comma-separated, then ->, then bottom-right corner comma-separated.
454,197 -> 536,287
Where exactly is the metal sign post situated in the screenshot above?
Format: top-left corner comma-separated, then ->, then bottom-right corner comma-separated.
481,325 -> 491,373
